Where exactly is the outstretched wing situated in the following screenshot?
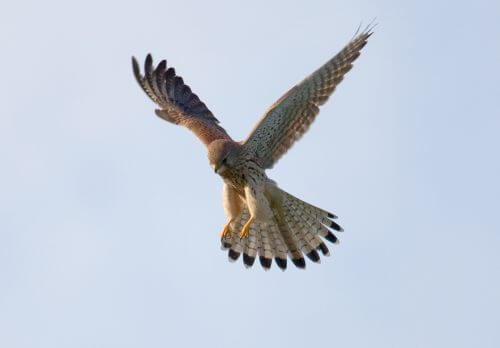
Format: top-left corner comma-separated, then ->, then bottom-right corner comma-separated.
243,27 -> 373,168
132,54 -> 231,146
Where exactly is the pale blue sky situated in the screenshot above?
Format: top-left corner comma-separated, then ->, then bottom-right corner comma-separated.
1,0 -> 499,347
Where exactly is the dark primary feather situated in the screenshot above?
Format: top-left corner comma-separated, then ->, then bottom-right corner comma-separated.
133,54 -> 217,122
132,55 -> 231,146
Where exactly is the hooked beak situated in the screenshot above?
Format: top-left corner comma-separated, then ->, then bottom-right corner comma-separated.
213,163 -> 221,173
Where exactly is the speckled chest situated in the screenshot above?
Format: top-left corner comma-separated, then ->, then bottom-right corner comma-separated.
221,159 -> 266,196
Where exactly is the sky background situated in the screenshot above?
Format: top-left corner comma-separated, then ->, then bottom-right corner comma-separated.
1,0 -> 499,347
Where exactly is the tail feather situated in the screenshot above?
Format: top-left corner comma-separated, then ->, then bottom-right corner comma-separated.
243,225 -> 258,268
317,241 -> 330,256
289,196 -> 342,245
292,206 -> 327,263
257,223 -> 273,270
225,208 -> 249,262
283,203 -> 311,268
275,211 -> 305,268
307,218 -> 340,245
289,213 -> 320,260
292,215 -> 321,264
220,188 -> 342,270
285,201 -> 317,253
288,200 -> 323,250
287,194 -> 343,235
269,224 -> 288,270
287,194 -> 337,220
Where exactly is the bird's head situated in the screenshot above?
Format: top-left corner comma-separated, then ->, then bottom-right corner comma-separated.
207,139 -> 241,175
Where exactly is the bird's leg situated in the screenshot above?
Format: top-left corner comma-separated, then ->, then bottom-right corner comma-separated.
220,219 -> 233,240
221,184 -> 244,241
239,216 -> 255,239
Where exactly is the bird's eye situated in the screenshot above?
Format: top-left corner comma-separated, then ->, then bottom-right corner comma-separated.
222,158 -> 227,164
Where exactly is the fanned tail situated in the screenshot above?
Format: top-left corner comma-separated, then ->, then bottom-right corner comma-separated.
221,187 -> 342,271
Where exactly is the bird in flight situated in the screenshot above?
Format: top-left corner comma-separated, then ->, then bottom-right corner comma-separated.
132,25 -> 373,271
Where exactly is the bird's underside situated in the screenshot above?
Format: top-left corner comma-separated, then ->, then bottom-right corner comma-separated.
132,24 -> 374,270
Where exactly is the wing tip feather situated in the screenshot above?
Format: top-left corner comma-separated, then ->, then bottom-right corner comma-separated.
131,56 -> 140,78
145,53 -> 153,73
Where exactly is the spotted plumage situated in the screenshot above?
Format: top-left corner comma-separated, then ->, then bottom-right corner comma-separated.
132,25 -> 374,270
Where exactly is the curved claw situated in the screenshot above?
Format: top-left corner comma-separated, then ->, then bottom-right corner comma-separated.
220,222 -> 232,240
239,217 -> 254,239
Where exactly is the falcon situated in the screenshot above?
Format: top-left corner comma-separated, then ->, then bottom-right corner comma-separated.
132,26 -> 373,270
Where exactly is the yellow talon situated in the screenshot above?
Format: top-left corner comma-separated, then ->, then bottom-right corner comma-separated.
239,217 -> 254,239
220,221 -> 232,240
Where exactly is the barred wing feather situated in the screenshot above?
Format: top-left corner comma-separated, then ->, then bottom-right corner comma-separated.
243,28 -> 373,168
